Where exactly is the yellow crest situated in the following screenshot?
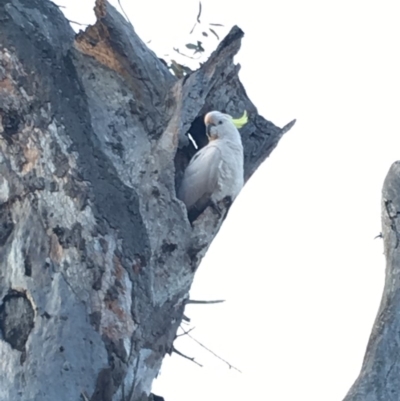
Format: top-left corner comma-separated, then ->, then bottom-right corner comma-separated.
231,111 -> 248,129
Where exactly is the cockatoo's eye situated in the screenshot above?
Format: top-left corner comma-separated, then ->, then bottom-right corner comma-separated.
218,120 -> 223,125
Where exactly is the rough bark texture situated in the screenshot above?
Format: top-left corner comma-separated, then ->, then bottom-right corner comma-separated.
343,161 -> 400,401
0,1 -> 295,400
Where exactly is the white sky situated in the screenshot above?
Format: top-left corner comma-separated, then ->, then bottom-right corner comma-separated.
59,1 -> 400,400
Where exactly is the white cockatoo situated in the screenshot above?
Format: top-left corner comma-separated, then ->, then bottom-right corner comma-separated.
178,110 -> 248,220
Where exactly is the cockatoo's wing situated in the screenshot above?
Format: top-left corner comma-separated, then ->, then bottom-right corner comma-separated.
178,144 -> 222,211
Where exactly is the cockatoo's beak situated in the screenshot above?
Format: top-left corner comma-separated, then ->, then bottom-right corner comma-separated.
206,123 -> 214,139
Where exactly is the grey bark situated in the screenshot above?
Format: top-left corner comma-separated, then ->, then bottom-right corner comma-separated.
0,0 -> 295,400
343,161 -> 400,401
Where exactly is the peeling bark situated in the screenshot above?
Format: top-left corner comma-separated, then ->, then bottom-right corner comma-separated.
343,162 -> 400,401
0,0 -> 295,400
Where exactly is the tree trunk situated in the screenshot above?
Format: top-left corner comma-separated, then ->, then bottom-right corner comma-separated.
0,1 -> 295,400
343,161 -> 400,401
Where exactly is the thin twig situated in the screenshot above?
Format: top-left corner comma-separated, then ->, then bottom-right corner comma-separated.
209,28 -> 220,40
172,347 -> 203,367
186,332 -> 242,373
80,391 -> 90,401
68,20 -> 89,27
118,0 -> 131,25
176,326 -> 196,337
173,48 -> 201,60
189,22 -> 197,34
196,1 -> 202,23
186,299 -> 225,305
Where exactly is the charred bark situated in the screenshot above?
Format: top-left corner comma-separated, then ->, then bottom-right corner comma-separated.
0,0 -> 295,400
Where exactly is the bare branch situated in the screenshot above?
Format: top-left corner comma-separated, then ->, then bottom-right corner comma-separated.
172,347 -> 203,367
